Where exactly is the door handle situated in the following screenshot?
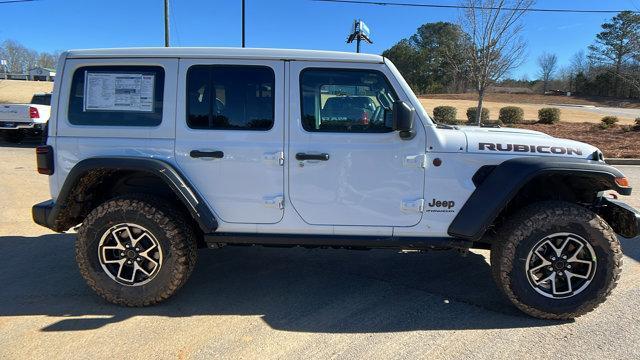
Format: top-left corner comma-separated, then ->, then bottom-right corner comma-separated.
190,150 -> 224,159
295,153 -> 330,161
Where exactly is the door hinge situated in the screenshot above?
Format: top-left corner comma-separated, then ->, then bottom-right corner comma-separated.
404,154 -> 427,169
263,195 -> 284,210
264,151 -> 285,166
401,198 -> 425,213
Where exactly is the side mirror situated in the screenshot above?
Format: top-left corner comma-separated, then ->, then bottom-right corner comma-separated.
392,101 -> 415,140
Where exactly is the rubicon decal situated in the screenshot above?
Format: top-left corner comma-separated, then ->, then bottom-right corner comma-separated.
479,143 -> 583,156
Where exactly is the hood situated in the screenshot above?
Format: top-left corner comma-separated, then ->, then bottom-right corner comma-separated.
459,125 -> 600,160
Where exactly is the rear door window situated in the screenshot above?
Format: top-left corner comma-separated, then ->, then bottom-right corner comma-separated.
186,65 -> 275,130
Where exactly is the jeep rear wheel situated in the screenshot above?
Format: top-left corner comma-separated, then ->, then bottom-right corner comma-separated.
491,201 -> 622,319
76,195 -> 197,306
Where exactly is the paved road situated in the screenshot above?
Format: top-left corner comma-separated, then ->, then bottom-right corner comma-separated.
1,140 -> 639,359
554,104 -> 640,120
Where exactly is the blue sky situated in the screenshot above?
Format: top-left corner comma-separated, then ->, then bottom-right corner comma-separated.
1,0 -> 638,78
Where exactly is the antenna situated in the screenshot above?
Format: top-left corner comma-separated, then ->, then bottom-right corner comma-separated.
346,19 -> 372,53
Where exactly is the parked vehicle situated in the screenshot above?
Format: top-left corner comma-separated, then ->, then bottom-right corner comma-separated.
32,48 -> 640,319
0,93 -> 51,142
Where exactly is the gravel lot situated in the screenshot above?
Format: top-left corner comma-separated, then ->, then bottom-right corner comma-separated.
1,139 -> 639,360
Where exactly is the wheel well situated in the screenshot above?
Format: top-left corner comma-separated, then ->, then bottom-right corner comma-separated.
482,172 -> 612,243
57,169 -> 206,247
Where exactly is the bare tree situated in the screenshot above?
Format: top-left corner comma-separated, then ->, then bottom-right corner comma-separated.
455,0 -> 533,124
37,52 -> 58,69
0,39 -> 38,73
537,52 -> 558,93
570,50 -> 589,75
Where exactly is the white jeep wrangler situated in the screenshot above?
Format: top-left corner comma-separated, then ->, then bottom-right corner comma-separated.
32,48 -> 640,319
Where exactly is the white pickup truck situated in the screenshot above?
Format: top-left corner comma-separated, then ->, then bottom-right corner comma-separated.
0,93 -> 51,142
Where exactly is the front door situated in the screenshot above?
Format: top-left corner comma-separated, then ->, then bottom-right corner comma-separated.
288,62 -> 426,227
175,59 -> 285,224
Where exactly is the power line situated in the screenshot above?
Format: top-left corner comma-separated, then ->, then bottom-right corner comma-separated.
312,0 -> 638,14
0,0 -> 38,4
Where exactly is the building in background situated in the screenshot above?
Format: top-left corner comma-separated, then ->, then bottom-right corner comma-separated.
28,67 -> 55,81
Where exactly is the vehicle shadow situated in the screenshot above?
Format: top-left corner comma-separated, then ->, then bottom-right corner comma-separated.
0,233 -> 587,333
0,137 -> 42,148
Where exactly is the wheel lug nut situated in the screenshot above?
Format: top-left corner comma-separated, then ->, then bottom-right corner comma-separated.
558,271 -> 564,276
547,266 -> 553,271
567,265 -> 572,269
120,252 -> 125,256
127,260 -> 132,264
551,257 -> 556,261
562,255 -> 567,259
135,248 -> 140,251
136,257 -> 141,261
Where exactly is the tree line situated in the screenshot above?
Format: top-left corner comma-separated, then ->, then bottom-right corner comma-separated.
0,39 -> 59,73
383,10 -> 640,101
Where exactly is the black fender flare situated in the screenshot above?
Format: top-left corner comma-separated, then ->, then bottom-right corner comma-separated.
37,157 -> 217,233
448,157 -> 631,241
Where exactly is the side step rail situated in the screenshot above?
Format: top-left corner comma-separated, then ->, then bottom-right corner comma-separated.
204,233 -> 475,250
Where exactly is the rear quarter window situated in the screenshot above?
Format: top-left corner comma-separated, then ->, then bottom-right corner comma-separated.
31,94 -> 51,105
67,65 -> 165,126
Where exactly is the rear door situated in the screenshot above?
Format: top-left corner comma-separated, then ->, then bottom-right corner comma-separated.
175,59 -> 285,224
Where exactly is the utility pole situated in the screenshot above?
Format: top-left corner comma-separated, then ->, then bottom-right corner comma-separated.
242,0 -> 246,47
164,0 -> 170,47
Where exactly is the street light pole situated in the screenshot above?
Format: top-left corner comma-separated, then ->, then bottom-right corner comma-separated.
164,0 -> 170,47
242,0 -> 246,47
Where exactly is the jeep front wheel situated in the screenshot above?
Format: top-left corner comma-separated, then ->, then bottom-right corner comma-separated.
76,195 -> 197,306
491,201 -> 622,319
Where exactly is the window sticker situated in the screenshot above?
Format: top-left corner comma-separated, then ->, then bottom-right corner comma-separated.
83,72 -> 155,112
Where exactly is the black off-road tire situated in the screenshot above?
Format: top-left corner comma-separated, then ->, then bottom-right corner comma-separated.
491,201 -> 622,319
76,195 -> 198,306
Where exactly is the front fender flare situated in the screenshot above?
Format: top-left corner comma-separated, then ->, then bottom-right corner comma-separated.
448,157 -> 631,241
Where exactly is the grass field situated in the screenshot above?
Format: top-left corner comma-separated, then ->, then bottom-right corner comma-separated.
420,95 -> 638,125
425,92 -> 640,108
0,80 -> 54,104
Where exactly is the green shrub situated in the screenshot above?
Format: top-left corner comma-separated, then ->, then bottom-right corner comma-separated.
538,107 -> 561,124
498,106 -> 524,124
600,116 -> 619,127
432,106 -> 458,124
466,107 -> 490,123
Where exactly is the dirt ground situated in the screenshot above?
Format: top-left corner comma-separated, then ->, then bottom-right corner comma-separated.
0,80 -> 54,104
420,97 -> 638,125
514,122 -> 640,158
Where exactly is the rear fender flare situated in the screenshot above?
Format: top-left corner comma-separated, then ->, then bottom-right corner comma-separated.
50,157 -> 217,233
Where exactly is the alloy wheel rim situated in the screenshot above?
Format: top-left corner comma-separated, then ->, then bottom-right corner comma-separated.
525,232 -> 597,299
98,223 -> 163,286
